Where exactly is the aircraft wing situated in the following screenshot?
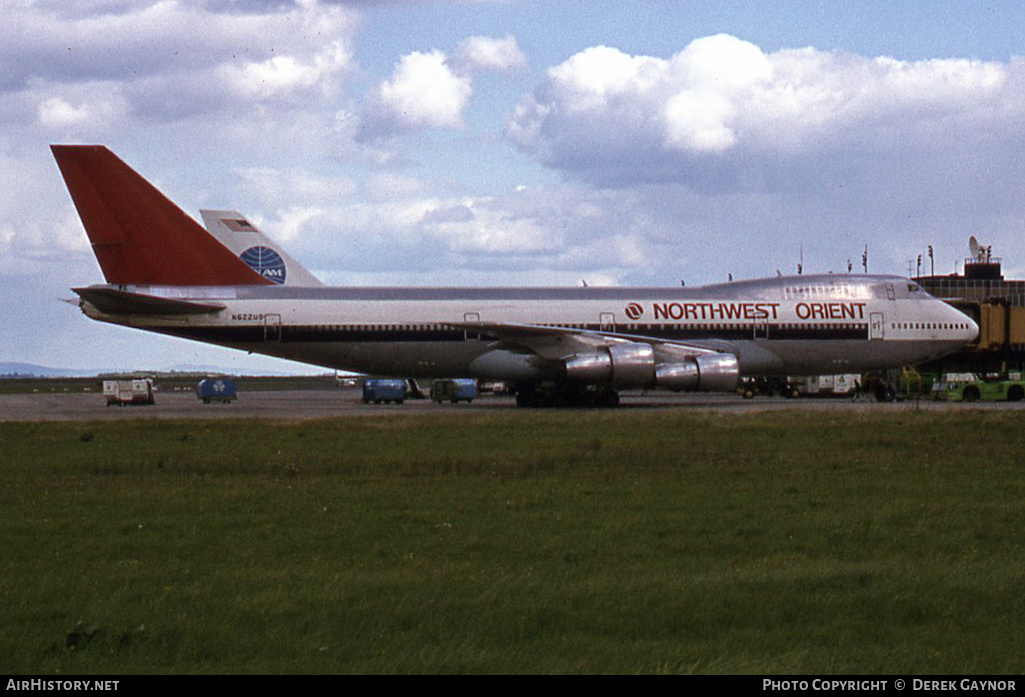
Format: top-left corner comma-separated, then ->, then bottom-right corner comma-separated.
447,320 -> 734,361
73,286 -> 226,316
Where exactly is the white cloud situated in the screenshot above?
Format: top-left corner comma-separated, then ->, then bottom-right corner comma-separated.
270,206 -> 326,244
454,35 -> 528,73
662,90 -> 737,153
353,35 -> 525,146
38,97 -> 103,129
670,34 -> 774,92
421,198 -> 560,255
3,0 -> 358,124
546,45 -> 666,113
219,160 -> 661,285
376,50 -> 472,130
220,41 -> 353,101
37,88 -> 129,130
508,34 -> 1025,189
0,146 -> 92,286
233,167 -> 356,204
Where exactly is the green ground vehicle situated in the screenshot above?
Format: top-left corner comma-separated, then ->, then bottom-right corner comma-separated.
941,377 -> 1025,402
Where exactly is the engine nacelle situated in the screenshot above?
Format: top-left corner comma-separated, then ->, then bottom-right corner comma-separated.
655,353 -> 740,392
563,343 -> 656,388
563,344 -> 739,392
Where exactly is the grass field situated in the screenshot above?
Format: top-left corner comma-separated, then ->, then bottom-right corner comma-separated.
1,410 -> 1023,674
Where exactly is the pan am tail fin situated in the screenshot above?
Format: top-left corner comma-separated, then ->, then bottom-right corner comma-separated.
51,145 -> 271,286
201,209 -> 324,286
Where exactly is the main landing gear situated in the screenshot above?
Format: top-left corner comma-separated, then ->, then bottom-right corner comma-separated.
513,381 -> 621,408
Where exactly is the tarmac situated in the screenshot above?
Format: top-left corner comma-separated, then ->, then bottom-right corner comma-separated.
1,387 -> 1021,422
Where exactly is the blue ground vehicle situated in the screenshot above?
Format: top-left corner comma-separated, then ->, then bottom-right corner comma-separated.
430,379 -> 477,404
197,378 -> 237,404
362,379 -> 406,404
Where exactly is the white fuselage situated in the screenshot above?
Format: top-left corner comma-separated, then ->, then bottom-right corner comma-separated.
78,274 -> 978,381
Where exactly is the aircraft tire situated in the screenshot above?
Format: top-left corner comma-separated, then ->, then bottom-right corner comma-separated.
515,387 -> 537,408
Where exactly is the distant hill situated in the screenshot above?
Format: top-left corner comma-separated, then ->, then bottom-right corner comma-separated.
0,363 -> 107,378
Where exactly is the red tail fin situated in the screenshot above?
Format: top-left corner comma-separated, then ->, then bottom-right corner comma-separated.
52,145 -> 271,286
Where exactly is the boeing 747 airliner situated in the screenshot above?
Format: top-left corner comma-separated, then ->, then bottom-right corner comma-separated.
53,145 -> 978,407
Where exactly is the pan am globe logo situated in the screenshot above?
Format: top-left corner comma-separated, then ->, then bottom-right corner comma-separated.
240,246 -> 286,284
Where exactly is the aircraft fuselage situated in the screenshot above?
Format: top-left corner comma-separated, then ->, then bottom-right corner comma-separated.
76,274 -> 978,381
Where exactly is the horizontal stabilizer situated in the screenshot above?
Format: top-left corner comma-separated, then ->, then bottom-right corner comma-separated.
52,145 -> 271,286
73,286 -> 226,315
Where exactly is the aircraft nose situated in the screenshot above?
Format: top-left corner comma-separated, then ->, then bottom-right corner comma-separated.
950,304 -> 980,343
967,316 -> 980,343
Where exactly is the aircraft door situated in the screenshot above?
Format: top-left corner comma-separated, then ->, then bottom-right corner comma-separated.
464,312 -> 481,341
869,312 -> 885,340
600,312 -> 615,332
264,314 -> 282,342
753,319 -> 769,340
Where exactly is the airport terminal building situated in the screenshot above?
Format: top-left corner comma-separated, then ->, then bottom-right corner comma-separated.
915,254 -> 1025,371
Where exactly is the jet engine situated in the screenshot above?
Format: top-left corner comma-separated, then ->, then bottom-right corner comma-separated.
654,353 -> 739,392
563,344 -> 739,392
564,343 -> 655,388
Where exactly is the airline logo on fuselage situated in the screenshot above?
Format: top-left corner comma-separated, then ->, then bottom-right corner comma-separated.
625,301 -> 867,322
624,303 -> 643,320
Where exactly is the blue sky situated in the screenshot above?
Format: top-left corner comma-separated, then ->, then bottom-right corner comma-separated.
3,0 -> 1025,373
